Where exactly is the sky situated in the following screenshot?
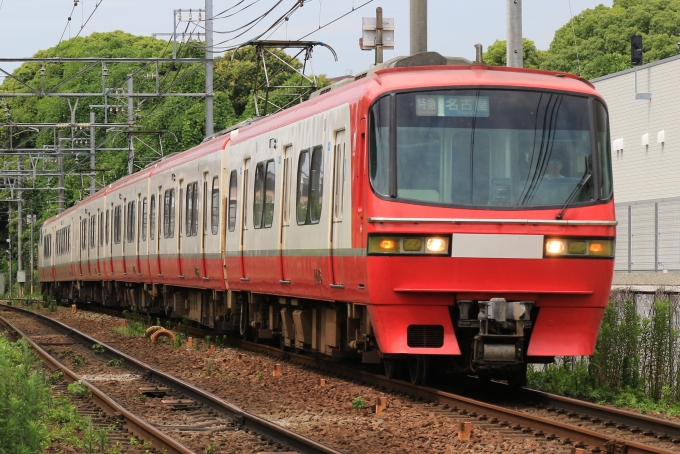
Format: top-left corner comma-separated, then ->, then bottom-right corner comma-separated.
0,0 -> 613,79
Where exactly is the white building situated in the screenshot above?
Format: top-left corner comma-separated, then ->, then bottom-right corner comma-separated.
592,55 -> 680,285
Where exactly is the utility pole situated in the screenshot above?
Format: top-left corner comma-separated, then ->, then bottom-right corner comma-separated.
28,214 -> 34,295
506,0 -> 523,68
205,0 -> 214,137
127,75 -> 134,175
6,209 -> 11,298
17,160 -> 23,296
90,111 -> 96,195
410,0 -> 427,55
375,7 -> 384,64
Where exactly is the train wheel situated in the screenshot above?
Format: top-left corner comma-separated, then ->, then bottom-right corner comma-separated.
384,359 -> 402,379
408,355 -> 424,386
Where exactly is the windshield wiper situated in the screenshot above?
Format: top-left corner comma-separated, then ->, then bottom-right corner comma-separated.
555,171 -> 592,220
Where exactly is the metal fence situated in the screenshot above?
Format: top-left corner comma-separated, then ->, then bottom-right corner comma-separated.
615,198 -> 680,271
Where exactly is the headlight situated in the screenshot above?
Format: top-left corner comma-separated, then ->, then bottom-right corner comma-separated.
544,238 -> 614,258
368,235 -> 450,255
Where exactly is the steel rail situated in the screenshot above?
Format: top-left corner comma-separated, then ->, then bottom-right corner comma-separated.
0,311 -> 194,454
232,340 -> 674,454
0,303 -> 346,454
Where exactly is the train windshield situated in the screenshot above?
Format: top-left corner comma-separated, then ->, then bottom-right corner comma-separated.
369,89 -> 612,208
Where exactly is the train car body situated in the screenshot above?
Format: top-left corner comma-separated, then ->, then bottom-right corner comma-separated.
39,52 -> 615,385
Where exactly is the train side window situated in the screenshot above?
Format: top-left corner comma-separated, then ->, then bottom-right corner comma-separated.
253,163 -> 265,229
126,201 -> 136,243
105,209 -> 109,245
282,154 -> 291,224
141,197 -> 148,241
114,205 -> 122,244
68,225 -> 71,252
211,176 -> 219,235
296,147 -> 324,225
333,140 -> 345,219
228,171 -> 237,232
192,182 -> 199,236
164,189 -> 175,238
99,213 -> 103,246
264,160 -> 275,228
296,150 -> 310,225
186,182 -> 194,236
81,218 -> 87,250
90,215 -> 96,249
150,195 -> 156,240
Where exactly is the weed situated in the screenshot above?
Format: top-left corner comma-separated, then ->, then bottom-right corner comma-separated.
255,371 -> 264,380
206,358 -> 213,376
134,394 -> 147,403
92,343 -> 106,355
223,374 -> 230,381
129,437 -> 139,446
106,358 -> 123,367
206,443 -> 217,454
49,370 -> 64,382
171,335 -> 183,349
67,380 -> 91,398
95,426 -> 109,452
352,396 -> 366,411
58,349 -> 73,359
73,354 -> 88,368
108,442 -> 123,454
111,320 -> 146,337
181,316 -> 190,338
205,335 -> 212,350
49,301 -> 57,312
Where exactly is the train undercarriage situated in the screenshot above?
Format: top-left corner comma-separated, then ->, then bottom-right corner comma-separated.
41,281 -> 543,387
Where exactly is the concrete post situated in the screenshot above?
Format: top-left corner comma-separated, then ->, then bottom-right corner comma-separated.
409,0 -> 427,55
205,0 -> 214,137
375,7 -> 384,64
506,0 -> 523,68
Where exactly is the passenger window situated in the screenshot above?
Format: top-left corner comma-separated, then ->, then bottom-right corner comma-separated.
186,183 -> 194,236
81,219 -> 87,250
282,153 -> 291,224
90,215 -> 96,249
150,195 -> 156,240
105,209 -> 110,245
253,163 -> 265,229
114,205 -> 122,244
211,176 -> 219,235
296,151 -> 310,225
192,182 -> 198,236
296,147 -> 324,225
126,201 -> 136,243
99,213 -> 104,246
264,160 -> 275,228
142,197 -> 148,241
164,189 -> 175,238
228,171 -> 237,232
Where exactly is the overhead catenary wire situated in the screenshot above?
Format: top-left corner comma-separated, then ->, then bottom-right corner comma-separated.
56,2 -> 79,50
61,0 -> 105,52
567,0 -> 582,76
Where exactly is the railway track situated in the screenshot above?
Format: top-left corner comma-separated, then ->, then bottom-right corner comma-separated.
0,302 -> 345,454
7,299 -> 680,453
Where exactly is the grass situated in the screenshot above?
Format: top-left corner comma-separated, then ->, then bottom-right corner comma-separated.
111,320 -> 146,337
352,396 -> 366,411
0,333 -> 114,452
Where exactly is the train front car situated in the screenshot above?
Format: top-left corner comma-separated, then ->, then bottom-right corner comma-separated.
363,65 -> 615,386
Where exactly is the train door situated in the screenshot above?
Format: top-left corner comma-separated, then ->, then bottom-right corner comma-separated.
330,129 -> 346,288
278,145 -> 292,283
200,172 -> 209,278
240,159 -> 250,279
177,179 -> 184,278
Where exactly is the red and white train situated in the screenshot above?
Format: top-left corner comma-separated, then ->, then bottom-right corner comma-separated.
39,52 -> 616,385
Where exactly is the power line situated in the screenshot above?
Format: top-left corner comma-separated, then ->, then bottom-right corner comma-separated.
213,0 -> 264,20
56,2 -> 79,50
298,0 -> 373,40
61,0 -> 105,53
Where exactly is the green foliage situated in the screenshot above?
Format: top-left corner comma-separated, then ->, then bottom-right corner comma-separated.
255,371 -> 264,380
106,358 -> 123,367
540,0 -> 680,78
58,349 -> 73,359
92,343 -> 105,355
206,358 -> 213,376
483,38 -> 547,68
67,380 -> 91,398
73,354 -> 88,368
112,320 -> 146,337
352,396 -> 367,411
206,443 -> 217,454
49,370 -> 64,382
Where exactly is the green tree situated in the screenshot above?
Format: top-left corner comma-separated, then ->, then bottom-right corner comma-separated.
540,0 -> 680,79
483,38 -> 547,69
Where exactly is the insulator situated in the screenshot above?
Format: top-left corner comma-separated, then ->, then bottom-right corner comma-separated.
198,10 -> 202,20
189,9 -> 192,21
181,34 -> 185,44
178,12 -> 182,21
188,34 -> 192,42
40,65 -> 45,76
197,33 -> 201,42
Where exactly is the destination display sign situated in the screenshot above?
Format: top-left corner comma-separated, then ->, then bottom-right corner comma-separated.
415,95 -> 490,118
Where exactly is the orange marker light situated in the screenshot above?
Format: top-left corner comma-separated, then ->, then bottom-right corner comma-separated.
379,239 -> 396,250
589,243 -> 604,253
